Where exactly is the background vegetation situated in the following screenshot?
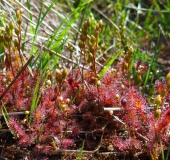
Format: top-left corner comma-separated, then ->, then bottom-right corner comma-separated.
0,0 -> 170,159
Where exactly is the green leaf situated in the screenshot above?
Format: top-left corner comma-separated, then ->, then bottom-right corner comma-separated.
98,48 -> 123,79
77,140 -> 85,160
29,73 -> 42,122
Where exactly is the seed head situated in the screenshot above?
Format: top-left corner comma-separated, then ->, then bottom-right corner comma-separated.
155,109 -> 161,120
154,95 -> 162,107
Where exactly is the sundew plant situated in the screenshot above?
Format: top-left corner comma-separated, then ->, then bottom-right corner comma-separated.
0,0 -> 170,160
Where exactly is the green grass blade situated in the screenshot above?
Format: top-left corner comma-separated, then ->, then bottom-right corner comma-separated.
26,0 -> 35,34
44,0 -> 92,68
1,103 -> 15,135
98,48 -> 123,79
143,28 -> 161,91
34,0 -> 57,40
132,60 -> 138,84
29,55 -> 51,122
29,73 -> 42,122
160,140 -> 165,160
77,140 -> 85,160
2,103 -> 9,121
165,144 -> 170,160
153,0 -> 165,19
50,0 -> 93,51
143,52 -> 156,91
46,0 -> 92,50
28,0 -> 57,55
33,3 -> 43,41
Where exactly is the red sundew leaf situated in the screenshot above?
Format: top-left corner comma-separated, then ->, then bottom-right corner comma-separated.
0,88 -> 5,94
123,87 -> 147,112
100,72 -> 114,86
113,137 -> 129,151
120,88 -> 148,130
156,108 -> 170,133
9,117 -> 31,146
33,107 -> 46,124
102,94 -> 115,106
13,96 -> 28,110
9,118 -> 25,135
3,93 -> 13,105
18,135 -> 31,147
136,61 -> 141,70
42,87 -> 55,100
61,138 -> 74,149
113,137 -> 141,151
68,77 -> 80,88
72,126 -> 80,135
7,71 -> 14,82
134,98 -> 142,109
35,144 -> 55,154
76,99 -> 88,113
122,109 -> 140,129
42,100 -> 54,109
127,138 -> 141,150
155,80 -> 167,97
147,112 -> 170,154
135,61 -> 148,73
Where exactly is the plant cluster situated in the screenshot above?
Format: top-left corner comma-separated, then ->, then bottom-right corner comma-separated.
0,10 -> 170,160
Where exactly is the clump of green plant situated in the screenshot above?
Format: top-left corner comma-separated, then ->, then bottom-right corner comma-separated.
0,9 -> 170,160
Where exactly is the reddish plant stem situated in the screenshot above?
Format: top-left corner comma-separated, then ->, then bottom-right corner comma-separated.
0,55 -> 34,101
18,25 -> 23,67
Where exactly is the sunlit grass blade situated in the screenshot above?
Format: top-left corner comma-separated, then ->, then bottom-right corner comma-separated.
26,0 -> 57,55
29,58 -> 50,122
34,0 -> 57,41
98,48 -> 123,79
153,0 -> 165,19
2,103 -> 9,121
26,0 -> 34,34
132,60 -> 138,84
29,73 -> 42,122
50,0 -> 92,67
47,0 -> 92,50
